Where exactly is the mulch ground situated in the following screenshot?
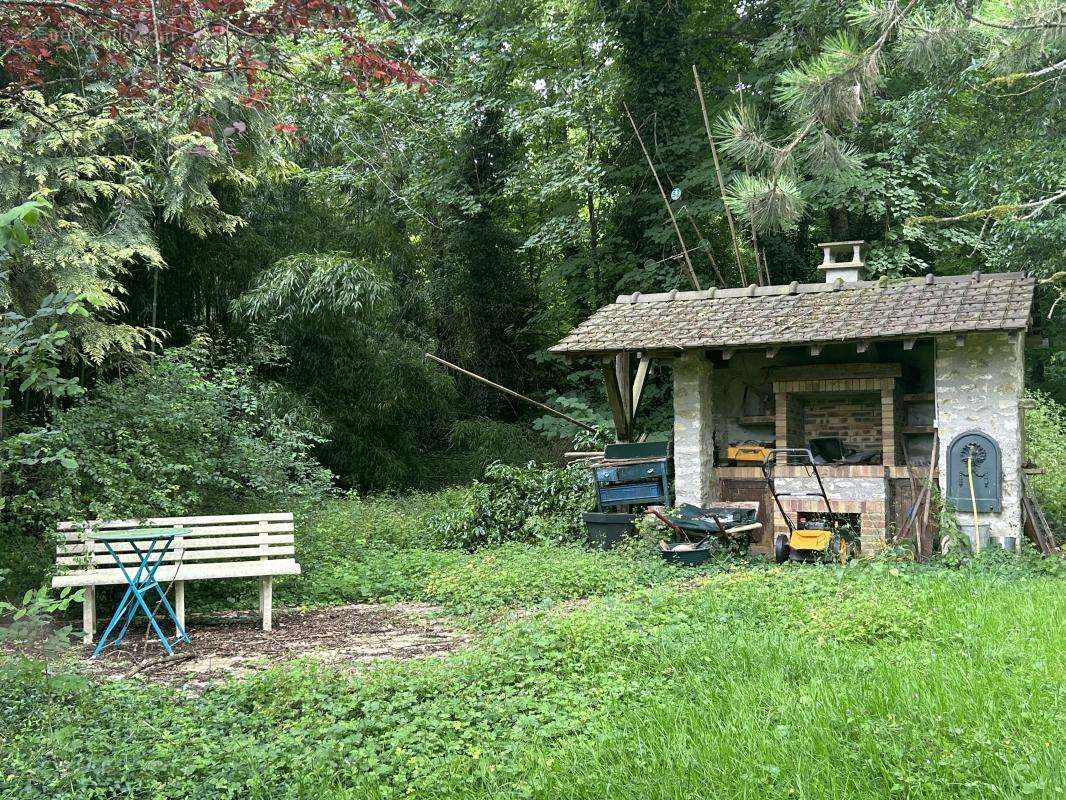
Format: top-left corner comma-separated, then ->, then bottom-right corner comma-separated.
74,603 -> 471,690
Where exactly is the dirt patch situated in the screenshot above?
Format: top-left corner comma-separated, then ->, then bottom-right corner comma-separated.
81,603 -> 471,689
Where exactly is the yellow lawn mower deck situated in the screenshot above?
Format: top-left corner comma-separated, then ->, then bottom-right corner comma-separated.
763,448 -> 856,564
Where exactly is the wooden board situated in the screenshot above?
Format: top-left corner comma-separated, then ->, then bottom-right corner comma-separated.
56,545 -> 297,568
52,559 -> 302,588
57,533 -> 295,554
57,512 -> 293,531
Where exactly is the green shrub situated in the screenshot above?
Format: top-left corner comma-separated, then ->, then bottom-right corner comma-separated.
427,461 -> 595,550
1025,390 -> 1066,541
1,336 -> 334,578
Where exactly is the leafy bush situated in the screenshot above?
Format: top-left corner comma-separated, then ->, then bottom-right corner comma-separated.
1025,390 -> 1066,541
426,461 -> 595,550
285,541 -> 674,615
3,336 -> 334,543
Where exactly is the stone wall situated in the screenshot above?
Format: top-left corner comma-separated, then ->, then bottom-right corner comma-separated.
935,333 -> 1024,544
672,352 -> 718,506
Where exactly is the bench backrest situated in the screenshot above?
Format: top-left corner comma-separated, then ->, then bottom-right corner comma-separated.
55,513 -> 295,576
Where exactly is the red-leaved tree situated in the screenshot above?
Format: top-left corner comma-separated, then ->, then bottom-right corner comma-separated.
0,0 -> 426,107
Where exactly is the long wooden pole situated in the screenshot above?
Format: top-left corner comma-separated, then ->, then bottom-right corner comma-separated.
622,101 -> 701,291
917,430 -> 938,561
692,65 -> 747,287
424,353 -> 599,434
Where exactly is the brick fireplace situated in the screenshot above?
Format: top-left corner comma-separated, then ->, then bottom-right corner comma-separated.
770,364 -> 900,465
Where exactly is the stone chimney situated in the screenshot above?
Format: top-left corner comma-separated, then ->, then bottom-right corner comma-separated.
817,240 -> 866,283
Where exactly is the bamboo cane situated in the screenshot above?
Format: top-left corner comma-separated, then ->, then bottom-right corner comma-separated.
692,66 -> 746,287
622,102 -> 700,291
424,353 -> 598,434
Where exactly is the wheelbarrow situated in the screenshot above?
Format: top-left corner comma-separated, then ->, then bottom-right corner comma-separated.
649,504 -> 762,565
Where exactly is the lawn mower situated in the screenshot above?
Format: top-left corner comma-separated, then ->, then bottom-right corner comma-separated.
761,448 -> 856,564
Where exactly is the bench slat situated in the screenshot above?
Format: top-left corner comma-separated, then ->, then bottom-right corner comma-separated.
59,522 -> 294,542
56,545 -> 296,568
57,533 -> 295,555
51,559 -> 302,588
56,512 -> 293,532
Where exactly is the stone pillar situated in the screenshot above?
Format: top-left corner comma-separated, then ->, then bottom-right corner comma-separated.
673,352 -> 718,506
934,333 -> 1024,545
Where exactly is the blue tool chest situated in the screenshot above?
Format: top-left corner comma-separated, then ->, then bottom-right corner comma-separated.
592,441 -> 671,512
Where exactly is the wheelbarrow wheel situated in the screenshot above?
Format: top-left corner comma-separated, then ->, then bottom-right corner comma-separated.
774,533 -> 790,564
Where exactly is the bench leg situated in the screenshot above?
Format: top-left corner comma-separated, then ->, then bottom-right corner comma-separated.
82,586 -> 96,645
259,576 -> 273,632
174,580 -> 185,637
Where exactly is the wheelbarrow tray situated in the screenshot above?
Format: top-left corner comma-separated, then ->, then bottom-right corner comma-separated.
658,539 -> 714,566
665,503 -> 758,535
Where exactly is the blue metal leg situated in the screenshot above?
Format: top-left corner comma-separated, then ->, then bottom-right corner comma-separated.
91,583 -> 136,658
146,580 -> 190,644
91,534 -> 189,658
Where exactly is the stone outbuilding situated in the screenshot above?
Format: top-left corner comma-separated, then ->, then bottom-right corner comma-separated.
551,243 -> 1039,554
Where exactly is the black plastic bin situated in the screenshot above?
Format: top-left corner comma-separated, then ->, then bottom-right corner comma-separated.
582,512 -> 636,550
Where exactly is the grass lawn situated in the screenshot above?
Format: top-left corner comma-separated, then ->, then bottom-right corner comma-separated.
2,495 -> 1063,800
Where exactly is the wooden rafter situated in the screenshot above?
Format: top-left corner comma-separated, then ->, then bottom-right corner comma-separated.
603,353 -> 655,442
602,357 -> 630,442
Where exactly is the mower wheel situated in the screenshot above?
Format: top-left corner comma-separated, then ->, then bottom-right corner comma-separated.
774,534 -> 790,564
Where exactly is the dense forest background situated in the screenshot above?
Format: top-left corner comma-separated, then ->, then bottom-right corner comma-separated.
0,0 -> 1062,527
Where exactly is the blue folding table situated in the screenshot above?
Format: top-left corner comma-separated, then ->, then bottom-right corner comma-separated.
91,528 -> 191,658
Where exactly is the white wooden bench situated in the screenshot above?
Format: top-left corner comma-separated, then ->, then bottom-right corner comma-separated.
51,512 -> 300,644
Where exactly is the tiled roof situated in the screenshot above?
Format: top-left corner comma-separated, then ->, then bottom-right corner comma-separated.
550,273 -> 1036,355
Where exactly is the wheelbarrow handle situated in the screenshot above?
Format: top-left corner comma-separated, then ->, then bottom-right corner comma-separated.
648,508 -> 690,541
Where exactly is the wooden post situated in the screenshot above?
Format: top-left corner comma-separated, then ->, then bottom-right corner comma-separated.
602,357 -> 630,442
917,431 -> 939,561
82,585 -> 96,645
259,577 -> 273,632
258,519 -> 272,631
424,353 -> 597,434
693,65 -> 747,286
631,356 -> 651,414
615,352 -> 632,427
174,580 -> 185,636
622,101 -> 700,291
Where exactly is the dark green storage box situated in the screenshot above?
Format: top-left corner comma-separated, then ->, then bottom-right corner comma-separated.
582,512 -> 636,550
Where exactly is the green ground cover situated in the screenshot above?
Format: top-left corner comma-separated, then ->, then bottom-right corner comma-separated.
191,491 -> 679,618
2,496 -> 1063,800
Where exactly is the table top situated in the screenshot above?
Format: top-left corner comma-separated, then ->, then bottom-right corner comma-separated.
92,527 -> 191,542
